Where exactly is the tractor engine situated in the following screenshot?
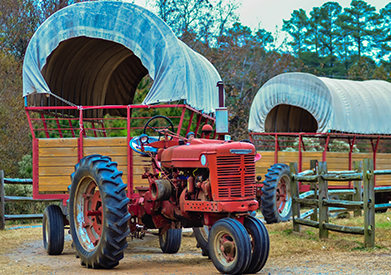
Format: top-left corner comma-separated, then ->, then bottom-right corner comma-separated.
129,137 -> 259,232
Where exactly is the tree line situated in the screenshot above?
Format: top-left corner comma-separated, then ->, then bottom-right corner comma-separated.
0,0 -> 390,177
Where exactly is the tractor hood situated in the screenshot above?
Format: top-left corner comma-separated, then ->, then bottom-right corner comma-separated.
160,139 -> 256,168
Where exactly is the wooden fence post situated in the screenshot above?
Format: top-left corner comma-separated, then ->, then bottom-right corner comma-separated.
318,161 -> 329,239
290,162 -> 300,232
0,170 -> 5,230
310,160 -> 318,221
353,161 -> 362,217
363,158 -> 375,248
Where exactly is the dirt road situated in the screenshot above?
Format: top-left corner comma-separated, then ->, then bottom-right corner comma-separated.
1,226 -> 391,274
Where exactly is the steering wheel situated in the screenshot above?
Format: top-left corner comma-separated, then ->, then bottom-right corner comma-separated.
129,136 -> 159,156
144,115 -> 174,140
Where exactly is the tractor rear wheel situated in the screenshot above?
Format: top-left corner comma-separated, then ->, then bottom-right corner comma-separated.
69,155 -> 130,269
193,226 -> 210,256
261,163 -> 292,224
159,228 -> 182,253
243,216 -> 270,273
208,218 -> 251,274
43,205 -> 64,255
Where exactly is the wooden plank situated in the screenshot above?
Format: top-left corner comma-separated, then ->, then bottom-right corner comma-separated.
83,137 -> 128,147
39,147 -> 78,157
38,138 -> 78,148
39,156 -> 79,167
39,167 -> 75,176
84,146 -> 127,156
318,161 -> 329,239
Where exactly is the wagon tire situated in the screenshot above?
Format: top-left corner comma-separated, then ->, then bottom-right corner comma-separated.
43,205 -> 64,255
193,226 -> 210,257
261,163 -> 292,224
69,155 -> 130,269
208,218 -> 251,274
159,228 -> 182,253
243,216 -> 270,274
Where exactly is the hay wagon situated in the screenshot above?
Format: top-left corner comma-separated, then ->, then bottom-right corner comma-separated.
249,72 -> 391,223
22,2 -> 270,274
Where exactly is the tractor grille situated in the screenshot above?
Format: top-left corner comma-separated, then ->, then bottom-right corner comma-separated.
216,155 -> 256,200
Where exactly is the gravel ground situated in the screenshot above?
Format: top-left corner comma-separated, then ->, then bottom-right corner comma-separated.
1,226 -> 391,274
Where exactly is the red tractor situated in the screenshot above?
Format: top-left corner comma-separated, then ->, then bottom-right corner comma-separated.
67,112 -> 269,274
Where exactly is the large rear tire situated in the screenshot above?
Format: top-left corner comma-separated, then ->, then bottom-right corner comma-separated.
208,218 -> 251,274
243,216 -> 270,273
43,205 -> 64,255
159,228 -> 182,253
261,163 -> 292,224
69,155 -> 130,269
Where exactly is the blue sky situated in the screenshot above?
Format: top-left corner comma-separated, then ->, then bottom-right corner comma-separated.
133,0 -> 390,35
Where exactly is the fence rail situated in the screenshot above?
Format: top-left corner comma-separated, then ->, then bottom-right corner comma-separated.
0,170 -> 61,230
290,159 -> 378,248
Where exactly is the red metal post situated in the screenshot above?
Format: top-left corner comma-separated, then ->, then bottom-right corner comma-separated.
186,111 -> 194,134
78,107 -> 84,161
32,138 -> 39,199
322,134 -> 330,162
195,115 -> 202,137
25,110 -> 36,139
298,134 -> 302,172
348,136 -> 356,188
127,106 -> 133,198
274,133 -> 278,164
176,107 -> 186,136
41,113 -> 50,138
91,122 -> 98,137
68,119 -> 75,138
55,117 -> 63,138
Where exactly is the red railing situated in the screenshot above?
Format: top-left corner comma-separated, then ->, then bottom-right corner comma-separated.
25,104 -> 215,203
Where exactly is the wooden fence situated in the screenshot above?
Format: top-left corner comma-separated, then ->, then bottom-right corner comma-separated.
290,159 -> 391,248
0,170 -> 61,230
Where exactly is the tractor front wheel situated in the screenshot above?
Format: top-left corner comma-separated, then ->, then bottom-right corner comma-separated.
69,155 -> 130,269
261,163 -> 292,224
159,228 -> 182,253
43,204 -> 64,255
243,216 -> 270,273
208,218 -> 251,274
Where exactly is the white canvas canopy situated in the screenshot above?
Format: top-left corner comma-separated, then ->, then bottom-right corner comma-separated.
248,72 -> 391,134
22,1 -> 221,114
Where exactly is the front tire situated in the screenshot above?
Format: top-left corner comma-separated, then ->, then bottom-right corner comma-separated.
69,155 -> 130,269
208,218 -> 251,274
159,228 -> 182,253
261,163 -> 292,224
243,216 -> 270,273
43,205 -> 64,255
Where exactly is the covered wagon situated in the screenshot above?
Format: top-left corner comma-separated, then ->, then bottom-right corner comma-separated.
22,2 -> 270,274
249,72 -> 391,222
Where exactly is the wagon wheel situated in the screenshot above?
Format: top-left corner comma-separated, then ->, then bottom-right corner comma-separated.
159,228 -> 182,253
261,163 -> 292,224
69,155 -> 130,269
43,205 -> 64,255
243,216 -> 270,274
208,218 -> 251,274
144,115 -> 174,140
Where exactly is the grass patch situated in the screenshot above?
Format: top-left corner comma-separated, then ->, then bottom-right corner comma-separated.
265,210 -> 391,257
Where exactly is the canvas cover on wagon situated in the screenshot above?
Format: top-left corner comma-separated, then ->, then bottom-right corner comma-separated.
248,72 -> 391,134
22,0 -> 221,114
